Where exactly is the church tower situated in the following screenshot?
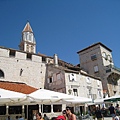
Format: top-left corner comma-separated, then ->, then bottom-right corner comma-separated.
19,22 -> 36,53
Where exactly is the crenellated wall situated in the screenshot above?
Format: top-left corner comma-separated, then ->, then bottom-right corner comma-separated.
0,47 -> 46,89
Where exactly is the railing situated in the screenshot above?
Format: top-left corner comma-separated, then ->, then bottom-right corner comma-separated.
106,65 -> 120,72
112,65 -> 120,72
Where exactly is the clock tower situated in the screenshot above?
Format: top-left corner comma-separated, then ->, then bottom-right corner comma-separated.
19,22 -> 36,53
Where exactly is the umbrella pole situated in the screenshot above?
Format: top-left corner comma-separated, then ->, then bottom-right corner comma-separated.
27,105 -> 28,120
42,104 -> 43,115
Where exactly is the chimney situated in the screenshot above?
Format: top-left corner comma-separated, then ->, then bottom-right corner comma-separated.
54,54 -> 58,67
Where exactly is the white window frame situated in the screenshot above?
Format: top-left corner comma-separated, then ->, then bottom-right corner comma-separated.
97,89 -> 102,98
69,73 -> 77,81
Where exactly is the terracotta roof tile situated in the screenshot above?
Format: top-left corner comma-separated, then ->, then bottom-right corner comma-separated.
0,81 -> 37,94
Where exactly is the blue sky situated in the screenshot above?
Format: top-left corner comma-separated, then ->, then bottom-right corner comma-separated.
0,0 -> 120,67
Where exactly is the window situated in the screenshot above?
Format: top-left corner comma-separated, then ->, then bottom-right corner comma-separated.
57,73 -> 61,80
73,89 -> 78,96
43,105 -> 51,113
0,106 -> 6,115
106,69 -> 111,73
9,50 -> 16,57
91,54 -> 97,61
97,80 -> 100,87
98,89 -> 102,98
110,57 -> 112,62
42,57 -> 46,62
107,55 -> 111,61
69,73 -> 77,81
31,46 -> 34,53
26,32 -> 29,40
0,70 -> 4,78
86,77 -> 91,83
26,44 -> 29,52
102,52 -> 107,60
53,105 -> 62,112
29,33 -> 31,41
88,89 -> 91,94
48,77 -> 53,83
88,88 -> 92,98
27,53 -> 32,60
102,52 -> 106,57
94,65 -> 99,73
9,106 -> 22,114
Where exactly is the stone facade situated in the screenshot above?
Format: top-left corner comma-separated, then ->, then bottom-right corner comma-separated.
45,63 -> 103,101
65,72 -> 103,100
0,23 -> 104,100
77,42 -> 120,96
0,22 -> 106,119
0,47 -> 46,89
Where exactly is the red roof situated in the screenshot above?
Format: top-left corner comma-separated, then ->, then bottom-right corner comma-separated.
22,22 -> 33,33
0,81 -> 37,94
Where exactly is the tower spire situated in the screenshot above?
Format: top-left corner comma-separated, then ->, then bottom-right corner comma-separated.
22,22 -> 33,33
19,22 -> 36,53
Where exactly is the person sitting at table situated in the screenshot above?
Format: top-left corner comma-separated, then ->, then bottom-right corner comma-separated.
6,116 -> 12,120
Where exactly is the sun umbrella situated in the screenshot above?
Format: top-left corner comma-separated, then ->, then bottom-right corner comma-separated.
104,95 -> 120,102
28,89 -> 74,104
0,88 -> 26,105
64,96 -> 92,104
94,98 -> 105,104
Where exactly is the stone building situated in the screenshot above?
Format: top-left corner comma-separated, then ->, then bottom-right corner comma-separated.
77,42 -> 120,97
0,22 -> 47,89
45,57 -> 103,101
0,22 -> 104,119
0,22 -> 103,99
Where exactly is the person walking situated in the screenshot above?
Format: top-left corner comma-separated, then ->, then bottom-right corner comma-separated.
95,106 -> 104,120
109,104 -> 116,120
66,106 -> 76,120
115,104 -> 120,116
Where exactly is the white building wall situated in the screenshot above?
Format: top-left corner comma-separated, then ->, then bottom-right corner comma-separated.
0,47 -> 46,89
100,46 -> 114,66
65,72 -> 103,99
16,51 -> 26,59
0,48 -> 9,57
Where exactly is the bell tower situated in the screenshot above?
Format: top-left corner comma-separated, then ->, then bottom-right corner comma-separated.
19,22 -> 36,53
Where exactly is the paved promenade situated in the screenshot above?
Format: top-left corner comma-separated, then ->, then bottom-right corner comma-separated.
104,117 -> 112,120
82,116 -> 113,120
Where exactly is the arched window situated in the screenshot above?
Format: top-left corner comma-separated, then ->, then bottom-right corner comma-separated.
102,52 -> 107,58
0,70 -> 4,78
26,44 -> 29,52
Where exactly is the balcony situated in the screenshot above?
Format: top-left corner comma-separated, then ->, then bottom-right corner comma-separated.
106,64 -> 120,73
105,65 -> 120,85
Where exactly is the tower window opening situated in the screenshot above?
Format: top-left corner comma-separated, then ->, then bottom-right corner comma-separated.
27,53 -> 32,60
42,57 -> 46,62
91,54 -> 97,61
0,70 -> 4,78
9,50 -> 16,57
